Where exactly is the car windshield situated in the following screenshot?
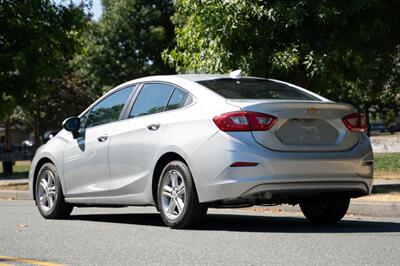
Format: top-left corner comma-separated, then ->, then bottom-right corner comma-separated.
197,78 -> 319,100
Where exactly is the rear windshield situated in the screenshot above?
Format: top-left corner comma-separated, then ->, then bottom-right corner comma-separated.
197,78 -> 319,100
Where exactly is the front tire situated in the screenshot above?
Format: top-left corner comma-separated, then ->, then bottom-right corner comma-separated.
157,160 -> 207,229
35,163 -> 73,219
300,195 -> 350,224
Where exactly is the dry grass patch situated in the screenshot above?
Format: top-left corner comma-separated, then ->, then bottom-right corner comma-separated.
356,185 -> 400,202
374,171 -> 400,179
0,182 -> 29,191
355,192 -> 400,202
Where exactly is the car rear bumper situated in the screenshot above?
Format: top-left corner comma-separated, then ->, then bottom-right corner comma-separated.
189,131 -> 373,203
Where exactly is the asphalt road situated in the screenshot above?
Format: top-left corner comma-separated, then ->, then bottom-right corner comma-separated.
1,200 -> 400,265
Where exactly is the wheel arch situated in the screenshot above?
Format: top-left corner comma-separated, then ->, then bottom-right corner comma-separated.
152,152 -> 191,204
32,157 -> 55,201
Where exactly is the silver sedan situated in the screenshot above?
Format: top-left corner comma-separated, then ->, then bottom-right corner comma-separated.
29,72 -> 373,228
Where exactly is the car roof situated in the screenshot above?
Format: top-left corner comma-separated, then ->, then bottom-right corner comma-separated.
118,74 -> 327,97
173,74 -> 270,82
116,74 -> 268,88
173,74 -> 230,82
132,74 -> 269,82
79,73 -> 330,117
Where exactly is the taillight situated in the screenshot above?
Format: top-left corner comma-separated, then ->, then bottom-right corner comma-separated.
213,111 -> 276,131
342,113 -> 367,132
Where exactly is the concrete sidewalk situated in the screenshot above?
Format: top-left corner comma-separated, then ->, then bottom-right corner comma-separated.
256,201 -> 400,218
373,179 -> 400,186
0,190 -> 32,200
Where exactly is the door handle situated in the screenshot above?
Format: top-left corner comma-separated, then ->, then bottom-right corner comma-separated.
97,135 -> 108,142
147,123 -> 160,131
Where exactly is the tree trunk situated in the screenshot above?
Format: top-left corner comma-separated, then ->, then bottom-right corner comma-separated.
365,107 -> 371,137
32,113 -> 41,148
2,161 -> 13,176
2,119 -> 13,176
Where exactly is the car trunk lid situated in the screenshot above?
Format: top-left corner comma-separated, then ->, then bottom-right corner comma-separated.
227,99 -> 359,152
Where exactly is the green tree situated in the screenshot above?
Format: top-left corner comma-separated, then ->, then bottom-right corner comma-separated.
0,0 -> 89,174
164,0 -> 400,124
79,0 -> 175,93
36,66 -> 97,132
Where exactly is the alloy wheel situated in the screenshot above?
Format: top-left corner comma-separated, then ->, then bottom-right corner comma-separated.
161,170 -> 186,220
38,170 -> 58,212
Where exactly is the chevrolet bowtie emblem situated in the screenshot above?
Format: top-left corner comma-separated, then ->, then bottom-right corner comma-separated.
306,107 -> 320,114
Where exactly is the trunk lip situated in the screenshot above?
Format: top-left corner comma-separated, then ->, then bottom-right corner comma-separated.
226,98 -> 351,105
226,99 -> 357,114
226,99 -> 330,103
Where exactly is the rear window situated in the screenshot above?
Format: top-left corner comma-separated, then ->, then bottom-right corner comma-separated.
197,78 -> 319,100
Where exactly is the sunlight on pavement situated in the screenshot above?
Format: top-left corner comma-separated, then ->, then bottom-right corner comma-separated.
0,256 -> 63,266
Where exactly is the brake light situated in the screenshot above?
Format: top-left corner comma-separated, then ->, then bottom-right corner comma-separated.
342,113 -> 367,132
213,111 -> 276,131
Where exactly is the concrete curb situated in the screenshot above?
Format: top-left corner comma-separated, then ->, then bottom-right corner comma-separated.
254,201 -> 400,218
348,201 -> 400,218
0,178 -> 29,185
0,190 -> 32,200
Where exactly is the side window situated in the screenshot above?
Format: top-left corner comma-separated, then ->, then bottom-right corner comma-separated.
129,83 -> 174,118
166,88 -> 188,111
85,86 -> 133,128
184,94 -> 194,106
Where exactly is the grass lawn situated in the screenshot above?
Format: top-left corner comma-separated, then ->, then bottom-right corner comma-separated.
0,160 -> 30,179
373,153 -> 400,179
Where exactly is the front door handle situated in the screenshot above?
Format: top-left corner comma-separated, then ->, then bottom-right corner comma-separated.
147,123 -> 160,131
97,135 -> 108,142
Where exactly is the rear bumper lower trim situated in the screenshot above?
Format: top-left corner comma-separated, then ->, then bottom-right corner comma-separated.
241,180 -> 370,198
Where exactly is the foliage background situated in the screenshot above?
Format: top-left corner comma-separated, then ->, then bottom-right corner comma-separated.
1,0 -> 399,144
164,0 -> 400,125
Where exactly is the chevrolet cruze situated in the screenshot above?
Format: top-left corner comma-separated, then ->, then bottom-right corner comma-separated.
29,72 -> 373,228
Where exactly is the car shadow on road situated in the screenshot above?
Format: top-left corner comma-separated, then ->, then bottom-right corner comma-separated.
69,212 -> 400,233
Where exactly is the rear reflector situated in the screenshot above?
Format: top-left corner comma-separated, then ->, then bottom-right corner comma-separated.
230,162 -> 259,167
213,111 -> 276,131
362,160 -> 374,166
342,113 -> 367,132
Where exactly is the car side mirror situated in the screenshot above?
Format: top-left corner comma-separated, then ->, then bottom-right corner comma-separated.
62,117 -> 80,139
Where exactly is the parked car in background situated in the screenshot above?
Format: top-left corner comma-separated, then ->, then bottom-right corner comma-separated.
369,122 -> 392,134
43,130 -> 60,144
29,72 -> 373,228
21,138 -> 35,148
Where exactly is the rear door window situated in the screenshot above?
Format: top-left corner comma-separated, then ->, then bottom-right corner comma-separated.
129,83 -> 174,118
166,88 -> 188,111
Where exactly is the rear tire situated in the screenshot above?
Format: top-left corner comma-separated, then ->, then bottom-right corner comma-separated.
35,163 -> 73,219
157,160 -> 207,229
300,195 -> 350,224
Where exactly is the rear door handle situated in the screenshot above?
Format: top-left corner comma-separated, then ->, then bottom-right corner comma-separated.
97,135 -> 108,142
147,124 -> 160,131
